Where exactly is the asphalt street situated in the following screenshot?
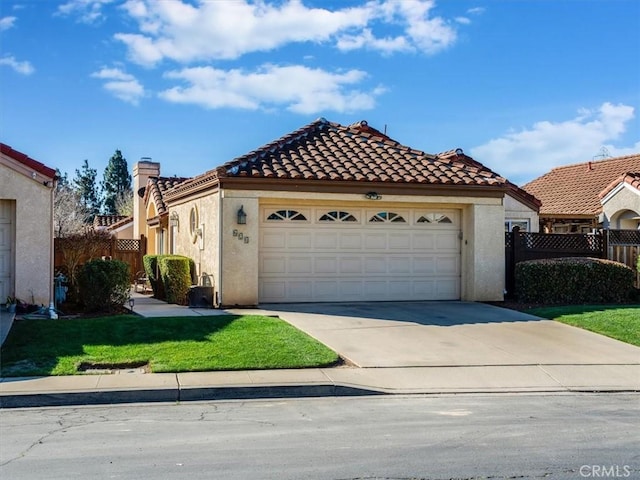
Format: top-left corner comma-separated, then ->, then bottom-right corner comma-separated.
1,393 -> 638,480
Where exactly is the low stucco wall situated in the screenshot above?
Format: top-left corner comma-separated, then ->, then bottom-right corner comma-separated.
1,167 -> 53,305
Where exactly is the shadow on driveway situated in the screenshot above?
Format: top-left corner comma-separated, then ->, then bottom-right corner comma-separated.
258,301 -> 542,326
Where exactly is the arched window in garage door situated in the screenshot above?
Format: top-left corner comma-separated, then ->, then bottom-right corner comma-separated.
417,213 -> 453,224
368,211 -> 406,223
266,209 -> 308,221
319,211 -> 357,222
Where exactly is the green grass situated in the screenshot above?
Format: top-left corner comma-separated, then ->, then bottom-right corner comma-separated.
526,304 -> 640,347
0,315 -> 339,377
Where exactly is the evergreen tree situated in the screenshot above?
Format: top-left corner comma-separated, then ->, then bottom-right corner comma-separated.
73,159 -> 101,223
102,149 -> 132,216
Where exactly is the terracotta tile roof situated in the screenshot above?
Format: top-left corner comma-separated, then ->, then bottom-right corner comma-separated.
93,215 -> 130,228
144,176 -> 191,215
218,118 -> 506,187
1,142 -> 57,179
599,172 -> 640,199
523,154 -> 640,217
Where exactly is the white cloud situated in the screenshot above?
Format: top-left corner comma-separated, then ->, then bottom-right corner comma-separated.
91,67 -> 144,105
57,0 -> 116,24
116,0 -> 459,66
467,7 -> 485,15
160,64 -> 382,114
0,55 -> 34,75
0,16 -> 16,31
470,103 -> 638,184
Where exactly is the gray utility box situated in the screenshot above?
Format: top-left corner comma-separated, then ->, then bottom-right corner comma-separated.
188,286 -> 214,308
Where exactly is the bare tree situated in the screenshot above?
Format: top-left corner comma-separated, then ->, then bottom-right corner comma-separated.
54,186 -> 88,237
114,188 -> 133,217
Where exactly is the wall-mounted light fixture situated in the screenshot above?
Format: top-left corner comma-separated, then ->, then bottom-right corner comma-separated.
237,205 -> 247,224
365,192 -> 382,200
169,211 -> 179,228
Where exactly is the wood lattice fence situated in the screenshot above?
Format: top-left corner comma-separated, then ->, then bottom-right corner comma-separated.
54,235 -> 147,282
505,228 -> 640,297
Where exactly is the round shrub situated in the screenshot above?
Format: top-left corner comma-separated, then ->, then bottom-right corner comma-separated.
78,259 -> 130,313
515,257 -> 634,304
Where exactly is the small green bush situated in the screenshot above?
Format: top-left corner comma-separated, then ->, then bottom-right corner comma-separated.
159,255 -> 193,305
515,257 -> 634,304
143,255 -> 165,300
78,259 -> 130,313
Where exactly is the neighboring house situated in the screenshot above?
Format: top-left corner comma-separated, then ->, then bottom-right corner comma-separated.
523,154 -> 640,233
93,215 -> 133,239
0,143 -> 57,309
136,118 -> 539,306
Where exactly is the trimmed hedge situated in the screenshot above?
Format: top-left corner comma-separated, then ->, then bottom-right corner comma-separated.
78,259 -> 130,313
515,257 -> 634,304
159,256 -> 192,305
143,254 -> 196,305
143,255 -> 165,300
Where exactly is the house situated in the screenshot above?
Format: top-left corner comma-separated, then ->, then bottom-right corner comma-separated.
135,118 -> 539,306
0,143 -> 57,312
523,154 -> 640,233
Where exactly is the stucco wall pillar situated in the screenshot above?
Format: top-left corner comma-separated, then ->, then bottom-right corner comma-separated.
220,195 -> 259,306
462,203 -> 505,301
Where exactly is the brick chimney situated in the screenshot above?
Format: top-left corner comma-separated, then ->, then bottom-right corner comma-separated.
133,158 -> 160,239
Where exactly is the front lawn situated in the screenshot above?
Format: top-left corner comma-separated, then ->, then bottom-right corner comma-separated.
526,304 -> 640,347
0,315 -> 339,377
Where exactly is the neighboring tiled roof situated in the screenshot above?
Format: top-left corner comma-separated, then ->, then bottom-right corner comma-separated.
144,176 -> 191,215
1,142 -> 57,179
93,215 -> 133,232
218,118 -> 505,186
523,154 -> 640,217
599,172 -> 640,199
94,215 -> 129,228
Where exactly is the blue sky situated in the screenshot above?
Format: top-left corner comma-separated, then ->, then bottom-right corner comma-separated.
1,0 -> 639,186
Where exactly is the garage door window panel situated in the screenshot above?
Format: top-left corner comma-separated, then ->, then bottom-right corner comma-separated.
319,211 -> 358,222
369,211 -> 406,223
266,209 -> 308,222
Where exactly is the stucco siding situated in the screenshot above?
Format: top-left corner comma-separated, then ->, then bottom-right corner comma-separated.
461,203 -> 505,301
170,191 -> 221,298
601,185 -> 640,229
505,194 -> 540,232
0,165 -> 53,305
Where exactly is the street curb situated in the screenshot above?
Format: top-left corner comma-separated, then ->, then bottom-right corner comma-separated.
0,384 -> 384,409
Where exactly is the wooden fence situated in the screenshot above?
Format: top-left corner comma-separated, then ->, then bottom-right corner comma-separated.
505,228 -> 640,297
54,235 -> 147,282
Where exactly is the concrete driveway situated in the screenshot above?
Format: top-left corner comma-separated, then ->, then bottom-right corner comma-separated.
244,302 -> 640,368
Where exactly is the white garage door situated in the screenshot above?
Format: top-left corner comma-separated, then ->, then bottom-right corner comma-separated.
259,206 -> 461,303
0,200 -> 14,302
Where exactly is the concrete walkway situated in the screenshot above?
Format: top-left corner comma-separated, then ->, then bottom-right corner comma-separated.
1,292 -> 639,408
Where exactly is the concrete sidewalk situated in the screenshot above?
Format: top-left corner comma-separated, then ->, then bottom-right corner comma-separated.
1,293 -> 639,408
